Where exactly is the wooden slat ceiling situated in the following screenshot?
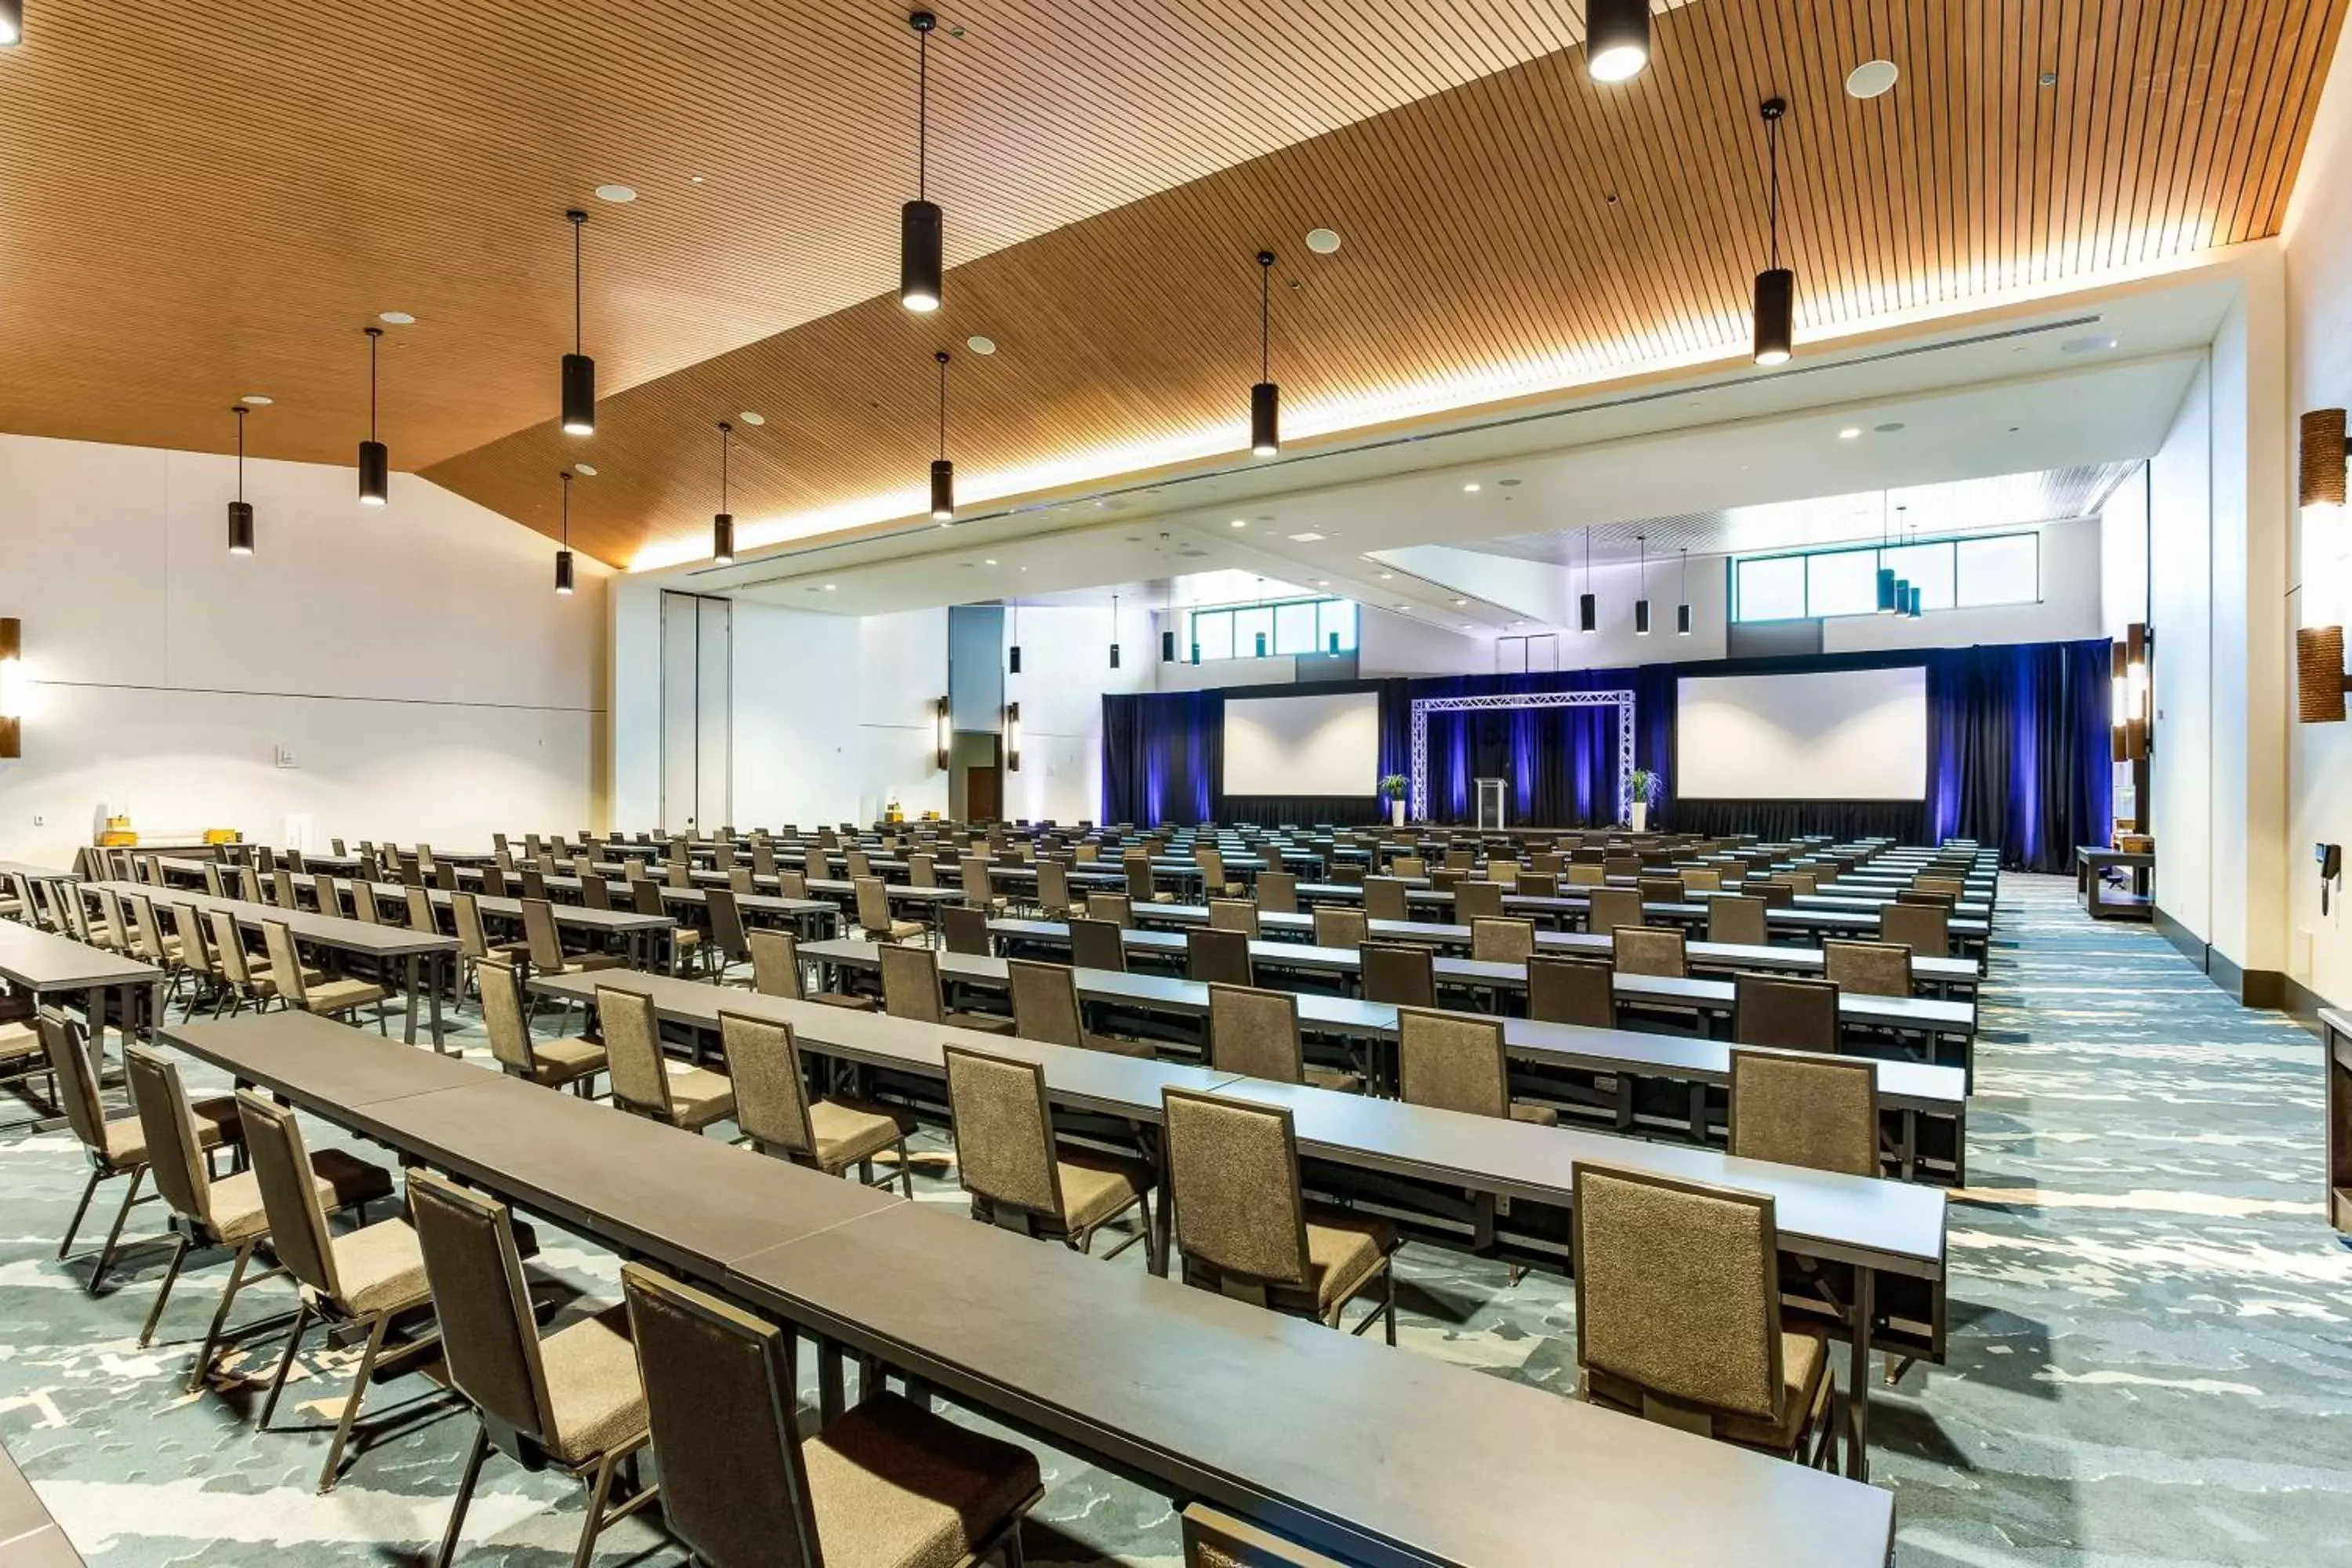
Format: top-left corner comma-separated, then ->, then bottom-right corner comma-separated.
2,0 -> 2341,569
0,0 -> 1590,476
425,0 -> 2347,566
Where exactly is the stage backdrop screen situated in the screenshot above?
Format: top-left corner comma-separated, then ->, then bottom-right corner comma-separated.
1222,691 -> 1382,797
1675,667 -> 1928,800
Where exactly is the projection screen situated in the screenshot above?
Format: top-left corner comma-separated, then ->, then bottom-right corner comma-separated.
1222,691 -> 1382,797
1675,667 -> 1928,800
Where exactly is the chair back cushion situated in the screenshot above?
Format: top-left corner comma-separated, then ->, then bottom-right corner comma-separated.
1454,880 -> 1503,920
1084,891 -> 1132,928
1206,985 -> 1302,1083
1360,942 -> 1435,1007
1397,1009 -> 1508,1120
125,1044 -> 216,1225
1823,938 -> 1911,998
1162,1089 -> 1309,1288
597,986 -> 676,1120
878,942 -> 946,1024
1878,902 -> 1947,956
1732,973 -> 1840,1051
1707,895 -> 1769,946
408,1168 -> 554,1442
1573,1164 -> 1782,1421
1527,954 -> 1614,1027
1008,960 -> 1084,1048
1728,1049 -> 1880,1177
1312,906 -> 1367,950
747,929 -> 806,1000
235,1091 -> 341,1300
1470,917 -> 1537,964
260,920 -> 310,1007
1256,870 -> 1298,915
1185,927 -> 1254,986
1612,926 -> 1686,978
1588,887 -> 1644,934
944,1045 -> 1063,1218
722,1012 -> 814,1157
621,1264 -> 820,1568
1363,877 -> 1409,922
1069,917 -> 1129,974
1208,898 -> 1261,938
938,903 -> 992,956
477,959 -> 539,1077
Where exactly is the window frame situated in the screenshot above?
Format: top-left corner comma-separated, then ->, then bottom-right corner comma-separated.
1730,530 -> 2043,623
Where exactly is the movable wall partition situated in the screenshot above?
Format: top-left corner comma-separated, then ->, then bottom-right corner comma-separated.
1100,638 -> 2112,870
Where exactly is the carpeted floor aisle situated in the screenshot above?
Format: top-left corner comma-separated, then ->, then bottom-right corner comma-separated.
1,872 -> 2347,1564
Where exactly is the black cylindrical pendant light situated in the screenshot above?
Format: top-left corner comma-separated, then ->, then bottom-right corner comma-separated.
561,209 -> 596,435
1585,0 -> 1650,81
712,420 -> 736,564
929,349 -> 956,522
1250,251 -> 1280,458
1109,593 -> 1122,670
1008,598 -> 1021,674
1753,97 -> 1795,366
900,12 -> 944,313
228,406 -> 256,556
1633,534 -> 1652,635
0,2 -> 22,48
1676,547 -> 1692,634
1578,526 -> 1598,633
358,326 -> 388,506
555,471 -> 576,596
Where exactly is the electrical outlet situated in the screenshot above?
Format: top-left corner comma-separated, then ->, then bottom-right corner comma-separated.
31,815 -> 42,828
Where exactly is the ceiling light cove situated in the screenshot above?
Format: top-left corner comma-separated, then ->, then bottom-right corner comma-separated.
1305,227 -> 1342,254
1845,60 -> 1899,99
593,184 -> 636,204
967,335 -> 997,355
241,394 -> 273,406
377,311 -> 416,326
739,411 -> 765,426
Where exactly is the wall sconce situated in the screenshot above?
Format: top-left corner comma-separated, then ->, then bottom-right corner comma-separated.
2299,625 -> 2351,723
2111,622 -> 2149,757
935,696 -> 953,770
0,618 -> 21,760
2301,408 -> 2348,512
1004,702 -> 1022,771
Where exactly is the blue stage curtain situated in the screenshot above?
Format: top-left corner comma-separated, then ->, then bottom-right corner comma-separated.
1924,639 -> 2111,872
1101,688 -> 1222,827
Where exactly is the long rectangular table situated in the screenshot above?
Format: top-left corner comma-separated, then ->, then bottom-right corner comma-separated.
811,936 -> 1978,1080
993,913 -> 1983,995
85,881 -> 456,1047
0,920 -> 162,1063
161,1010 -> 1899,1563
532,970 -> 1940,1489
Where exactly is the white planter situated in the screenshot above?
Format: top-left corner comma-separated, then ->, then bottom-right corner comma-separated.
1631,802 -> 1650,833
1390,799 -> 1406,828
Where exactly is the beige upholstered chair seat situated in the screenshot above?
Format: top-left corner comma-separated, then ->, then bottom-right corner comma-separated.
328,1218 -> 432,1316
537,1305 -> 651,1466
0,1023 -> 43,1066
97,1095 -> 241,1168
871,916 -> 925,942
944,1010 -> 1018,1036
799,1391 -> 1044,1568
1055,1152 -> 1154,1233
1508,1102 -> 1560,1127
807,1098 -> 910,1171
1081,1030 -> 1156,1059
306,977 -> 389,1014
1304,1065 -> 1363,1094
662,1062 -> 737,1131
529,1034 -> 609,1088
1298,1214 -> 1396,1314
806,989 -> 880,1011
249,963 -> 327,995
543,951 -> 629,977
1586,1328 -> 1831,1452
208,1150 -> 390,1245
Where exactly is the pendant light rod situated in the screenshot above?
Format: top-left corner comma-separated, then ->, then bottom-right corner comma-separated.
234,405 -> 246,501
936,349 -> 949,460
1258,250 -> 1272,383
571,209 -> 585,354
1765,100 -> 1783,271
367,325 -> 379,439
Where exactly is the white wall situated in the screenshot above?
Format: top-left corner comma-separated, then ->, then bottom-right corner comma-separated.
857,609 -> 951,822
2101,468 -> 2151,638
730,602 -> 863,829
1003,604 -> 1149,823
0,433 -> 608,864
2151,358 -> 2217,946
2285,31 -> 2352,1005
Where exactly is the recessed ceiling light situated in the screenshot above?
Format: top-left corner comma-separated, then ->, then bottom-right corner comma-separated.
1305,227 -> 1342,255
1288,532 -> 1326,543
2039,71 -> 2058,87
1497,477 -> 1522,488
1838,426 -> 1862,440
240,394 -> 273,406
1462,482 -> 1481,493
1378,572 -> 1394,579
378,311 -> 415,325
1874,421 -> 1907,434
1453,597 -> 1468,606
1845,60 -> 1899,98
2060,334 -> 2118,354
1230,518 -> 1247,528
822,583 -> 837,591
984,557 -> 998,565
739,411 -> 766,426
574,463 -> 597,477
1460,622 -> 1474,630
967,335 -> 997,355
594,184 -> 637,203
1315,579 -> 1330,586
1396,603 -> 1410,611
690,175 -> 706,184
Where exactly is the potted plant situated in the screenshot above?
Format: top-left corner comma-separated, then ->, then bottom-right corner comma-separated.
1628,768 -> 1662,833
1377,773 -> 1409,828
